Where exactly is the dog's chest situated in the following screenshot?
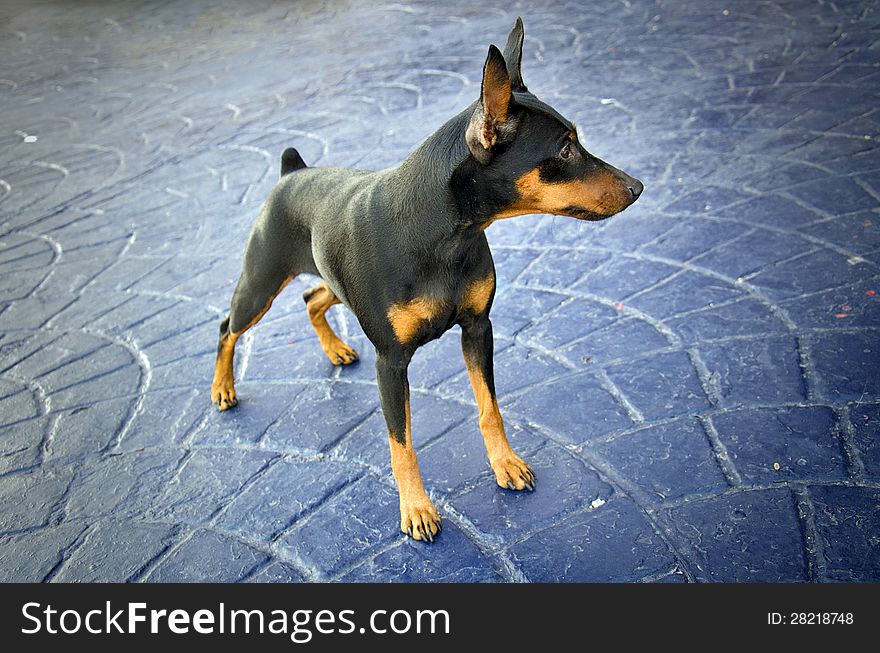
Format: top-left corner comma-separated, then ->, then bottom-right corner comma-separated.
385,272 -> 494,346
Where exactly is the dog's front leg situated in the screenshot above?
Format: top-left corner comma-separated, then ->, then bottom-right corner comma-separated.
377,352 -> 441,542
461,316 -> 536,491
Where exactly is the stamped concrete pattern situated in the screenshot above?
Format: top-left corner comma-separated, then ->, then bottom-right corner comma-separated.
0,0 -> 878,582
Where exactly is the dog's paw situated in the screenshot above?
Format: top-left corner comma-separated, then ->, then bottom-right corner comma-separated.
211,383 -> 238,411
400,500 -> 441,543
491,452 -> 536,491
324,339 -> 359,366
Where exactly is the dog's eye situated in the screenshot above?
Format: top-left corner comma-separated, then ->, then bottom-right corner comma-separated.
560,142 -> 573,159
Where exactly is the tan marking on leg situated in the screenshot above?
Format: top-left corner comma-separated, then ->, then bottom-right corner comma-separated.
461,273 -> 495,315
386,296 -> 446,344
210,275 -> 292,411
389,401 -> 441,542
211,331 -> 240,411
305,282 -> 359,365
464,356 -> 535,490
490,167 -> 632,221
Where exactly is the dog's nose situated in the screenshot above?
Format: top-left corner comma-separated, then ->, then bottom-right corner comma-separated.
628,179 -> 643,200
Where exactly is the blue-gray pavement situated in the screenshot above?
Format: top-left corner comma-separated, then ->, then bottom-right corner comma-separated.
0,0 -> 878,582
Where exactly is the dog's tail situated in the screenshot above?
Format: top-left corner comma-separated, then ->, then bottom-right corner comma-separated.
280,148 -> 307,177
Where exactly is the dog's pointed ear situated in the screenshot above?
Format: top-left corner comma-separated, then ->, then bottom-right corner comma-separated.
466,44 -> 513,164
502,16 -> 527,92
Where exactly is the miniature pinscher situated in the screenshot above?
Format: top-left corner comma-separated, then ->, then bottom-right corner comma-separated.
211,18 -> 642,542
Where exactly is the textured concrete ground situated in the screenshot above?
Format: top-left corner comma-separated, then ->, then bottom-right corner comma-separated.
0,0 -> 878,582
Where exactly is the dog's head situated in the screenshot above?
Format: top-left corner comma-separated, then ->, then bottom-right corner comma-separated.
465,18 -> 642,222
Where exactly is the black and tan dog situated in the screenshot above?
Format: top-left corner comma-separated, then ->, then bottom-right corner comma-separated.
211,19 -> 642,542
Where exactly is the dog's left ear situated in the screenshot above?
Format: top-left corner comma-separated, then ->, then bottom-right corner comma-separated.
502,16 -> 527,92
466,44 -> 513,164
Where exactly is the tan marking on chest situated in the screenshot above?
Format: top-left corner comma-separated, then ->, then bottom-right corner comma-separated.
462,274 -> 495,314
387,297 -> 446,344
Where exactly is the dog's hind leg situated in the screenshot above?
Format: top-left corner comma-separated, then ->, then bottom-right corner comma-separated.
212,228 -> 296,410
302,282 -> 359,365
211,272 -> 292,410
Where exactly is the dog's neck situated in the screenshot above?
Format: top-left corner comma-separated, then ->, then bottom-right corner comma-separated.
387,103 -> 504,234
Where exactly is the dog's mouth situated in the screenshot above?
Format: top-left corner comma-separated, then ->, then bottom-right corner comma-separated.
561,206 -> 615,221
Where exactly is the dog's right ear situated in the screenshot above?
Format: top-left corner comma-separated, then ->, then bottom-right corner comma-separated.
466,45 -> 513,164
502,17 -> 527,92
